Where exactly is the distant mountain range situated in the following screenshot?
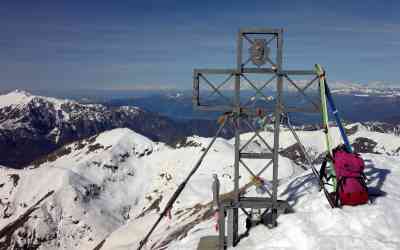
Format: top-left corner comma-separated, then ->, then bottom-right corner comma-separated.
1,88 -> 399,168
231,79 -> 400,96
297,81 -> 400,97
328,81 -> 400,97
105,88 -> 400,124
0,90 -> 233,168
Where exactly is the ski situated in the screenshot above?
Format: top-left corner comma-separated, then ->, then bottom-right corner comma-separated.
324,82 -> 353,152
315,64 -> 333,156
321,180 -> 336,208
315,64 -> 337,207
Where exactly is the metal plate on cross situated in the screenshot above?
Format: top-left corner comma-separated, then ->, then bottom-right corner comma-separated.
250,39 -> 269,66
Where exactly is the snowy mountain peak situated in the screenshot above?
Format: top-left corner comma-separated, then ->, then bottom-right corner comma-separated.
0,89 -> 79,110
84,128 -> 155,159
30,127 -> 156,169
10,89 -> 32,96
0,128 -> 157,249
0,90 -> 179,168
0,89 -> 34,109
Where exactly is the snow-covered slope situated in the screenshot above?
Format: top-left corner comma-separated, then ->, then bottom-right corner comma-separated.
167,153 -> 400,250
0,90 -> 37,109
0,128 -> 156,249
99,124 -> 400,250
1,124 -> 399,250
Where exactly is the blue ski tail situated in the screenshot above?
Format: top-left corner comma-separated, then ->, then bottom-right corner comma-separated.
324,82 -> 352,152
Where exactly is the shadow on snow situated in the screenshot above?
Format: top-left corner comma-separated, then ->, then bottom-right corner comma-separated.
279,158 -> 390,208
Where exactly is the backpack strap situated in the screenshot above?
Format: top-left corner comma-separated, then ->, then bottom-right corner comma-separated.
334,177 -> 346,207
361,172 -> 369,183
356,176 -> 368,192
319,155 -> 335,186
319,158 -> 327,182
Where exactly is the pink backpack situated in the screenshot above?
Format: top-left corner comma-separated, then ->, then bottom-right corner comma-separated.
332,148 -> 369,206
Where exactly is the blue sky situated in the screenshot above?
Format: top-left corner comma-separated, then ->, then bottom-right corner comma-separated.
0,0 -> 399,91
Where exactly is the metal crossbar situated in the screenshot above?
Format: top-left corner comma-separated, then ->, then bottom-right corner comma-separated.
243,34 -> 254,45
199,73 -> 233,105
300,75 -> 319,92
241,57 -> 253,68
243,119 -> 274,152
290,75 -> 319,105
256,160 -> 273,176
239,133 -> 258,152
206,73 -> 234,99
265,57 -> 277,68
239,159 -> 273,197
284,74 -> 320,110
265,36 -> 276,46
241,74 -> 272,104
242,74 -> 277,107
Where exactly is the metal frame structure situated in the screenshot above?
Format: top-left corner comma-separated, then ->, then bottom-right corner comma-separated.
193,28 -> 321,249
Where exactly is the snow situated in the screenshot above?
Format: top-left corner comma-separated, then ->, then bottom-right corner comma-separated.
0,89 -> 80,125
0,90 -> 144,133
0,128 -> 156,249
1,124 -> 399,250
162,153 -> 400,250
348,130 -> 400,154
99,126 -> 400,250
95,128 -> 154,156
0,89 -> 76,110
0,90 -> 34,109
